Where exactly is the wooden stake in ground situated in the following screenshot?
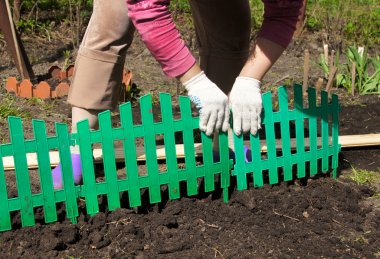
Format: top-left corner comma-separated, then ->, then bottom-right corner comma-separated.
323,43 -> 329,65
329,50 -> 335,69
326,66 -> 338,95
351,62 -> 356,96
316,77 -> 324,94
302,49 -> 310,95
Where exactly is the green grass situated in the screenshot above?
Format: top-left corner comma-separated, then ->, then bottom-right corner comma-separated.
306,0 -> 380,47
349,167 -> 380,185
10,0 -> 380,48
368,193 -> 380,200
170,0 -> 379,47
0,94 -> 31,121
0,94 -> 31,144
25,97 -> 55,111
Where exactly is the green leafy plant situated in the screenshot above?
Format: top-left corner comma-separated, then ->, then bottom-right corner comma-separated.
249,0 -> 264,32
336,46 -> 380,95
306,16 -> 322,32
120,79 -> 141,105
62,50 -> 72,71
16,19 -> 38,33
317,50 -> 341,79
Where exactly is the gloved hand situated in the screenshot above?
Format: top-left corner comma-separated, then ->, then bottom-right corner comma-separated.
229,76 -> 262,136
183,71 -> 230,136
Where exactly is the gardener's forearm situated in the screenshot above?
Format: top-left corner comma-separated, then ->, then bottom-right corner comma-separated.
239,37 -> 285,81
178,63 -> 202,84
126,0 -> 196,78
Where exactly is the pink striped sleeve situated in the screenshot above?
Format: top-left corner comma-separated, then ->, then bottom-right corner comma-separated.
258,0 -> 303,48
126,0 -> 196,78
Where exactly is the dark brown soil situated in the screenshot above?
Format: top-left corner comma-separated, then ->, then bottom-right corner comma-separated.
0,15 -> 379,259
0,177 -> 378,259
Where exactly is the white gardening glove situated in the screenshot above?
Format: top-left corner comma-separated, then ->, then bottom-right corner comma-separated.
229,76 -> 262,136
183,71 -> 230,136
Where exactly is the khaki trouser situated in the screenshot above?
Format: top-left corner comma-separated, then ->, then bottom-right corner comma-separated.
68,0 -> 251,110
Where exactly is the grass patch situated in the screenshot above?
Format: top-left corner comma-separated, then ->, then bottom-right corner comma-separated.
349,167 -> 380,185
368,193 -> 380,200
0,94 -> 31,121
170,0 -> 379,48
306,0 -> 380,47
25,97 -> 55,111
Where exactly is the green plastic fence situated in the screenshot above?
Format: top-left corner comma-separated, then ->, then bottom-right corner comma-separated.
0,84 -> 341,231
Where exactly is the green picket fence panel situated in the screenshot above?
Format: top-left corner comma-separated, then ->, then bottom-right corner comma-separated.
0,85 -> 341,231
232,84 -> 341,190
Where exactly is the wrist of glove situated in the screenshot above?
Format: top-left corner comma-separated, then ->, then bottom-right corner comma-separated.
229,76 -> 262,136
183,71 -> 230,136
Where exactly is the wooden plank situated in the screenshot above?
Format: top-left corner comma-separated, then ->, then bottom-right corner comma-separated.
2,134 -> 380,171
0,0 -> 35,80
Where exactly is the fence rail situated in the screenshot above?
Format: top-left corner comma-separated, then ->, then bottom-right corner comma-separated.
0,84 -> 341,231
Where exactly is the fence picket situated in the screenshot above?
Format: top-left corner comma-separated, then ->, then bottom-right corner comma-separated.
262,92 -> 279,184
332,95 -> 340,178
120,102 -> 141,207
179,96 -> 198,196
8,116 -> 34,227
218,132 -> 230,202
201,132 -> 214,192
250,133 -> 263,187
76,119 -> 99,216
99,111 -> 121,210
0,146 -> 11,231
321,91 -> 329,172
307,88 -> 318,175
33,120 -> 57,223
160,93 -> 180,199
232,132 -> 247,190
140,95 -> 161,203
294,85 -> 306,178
56,122 -> 78,223
278,86 -> 292,181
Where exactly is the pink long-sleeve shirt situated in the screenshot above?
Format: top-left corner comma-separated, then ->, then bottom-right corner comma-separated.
127,0 -> 303,78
